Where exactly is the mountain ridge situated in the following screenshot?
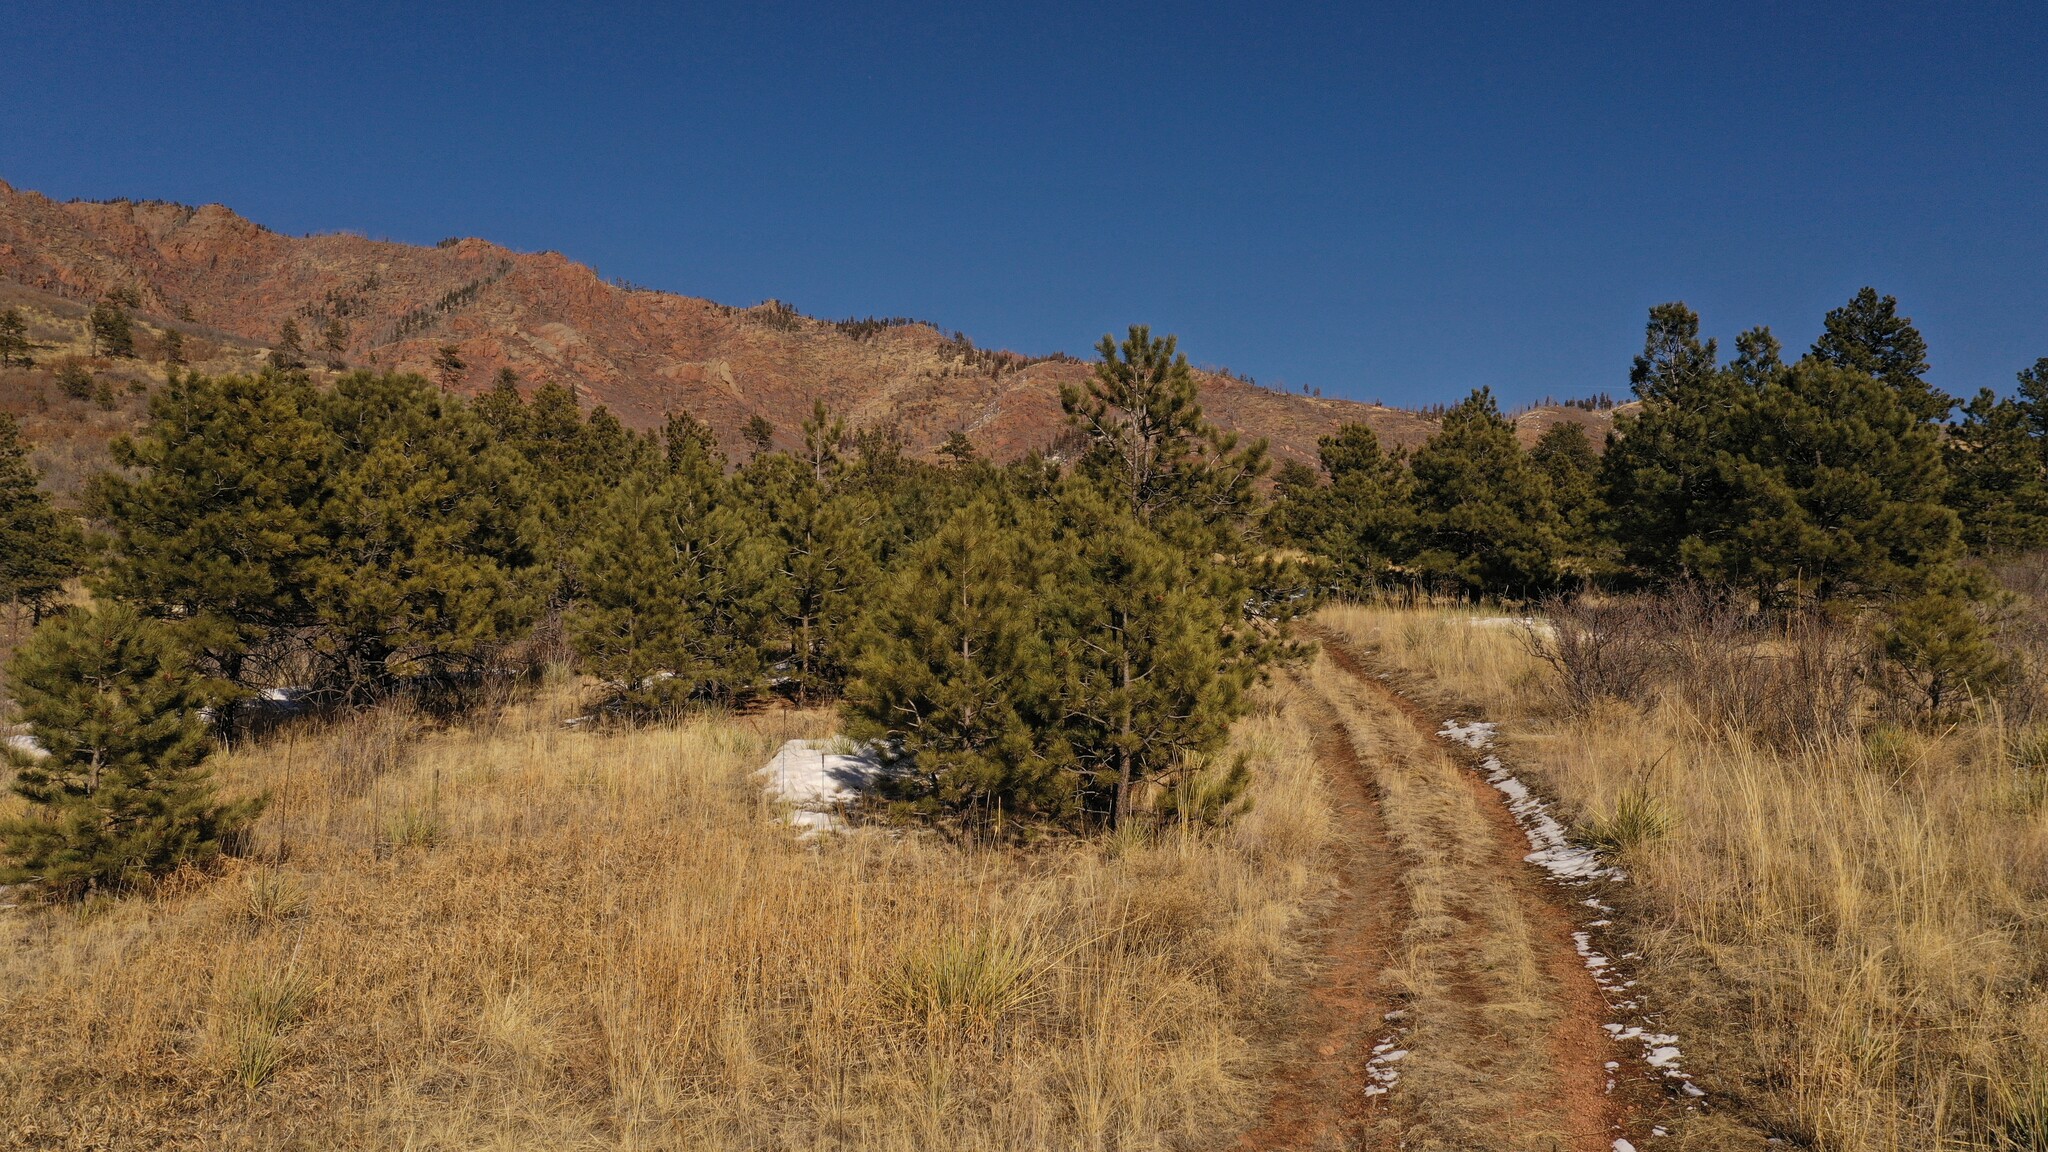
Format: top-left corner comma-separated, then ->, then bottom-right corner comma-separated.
0,179 -> 1620,463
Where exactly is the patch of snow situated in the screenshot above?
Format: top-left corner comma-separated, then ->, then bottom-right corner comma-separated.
1437,719 -> 1497,748
757,739 -> 890,834
1614,1140 -> 1638,1152
4,734 -> 49,761
1437,715 -> 1707,1105
1476,753 -> 1622,883
1362,1010 -> 1415,1100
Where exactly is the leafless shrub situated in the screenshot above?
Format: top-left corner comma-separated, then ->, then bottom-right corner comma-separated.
1530,585 -> 1866,746
1987,552 -> 2048,728
1521,597 -> 1662,711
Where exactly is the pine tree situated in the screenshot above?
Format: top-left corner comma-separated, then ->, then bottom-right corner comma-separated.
56,359 -> 94,400
1408,388 -> 1566,598
496,382 -> 656,610
743,427 -> 878,702
89,371 -> 334,689
432,344 -> 466,391
308,372 -> 538,698
1944,386 -> 2048,553
321,318 -> 349,370
472,367 -> 527,437
1811,287 -> 1950,423
938,429 -> 978,467
0,307 -> 30,366
1878,575 -> 2009,719
271,319 -> 306,371
1048,479 -> 1249,825
1060,325 -> 1268,552
743,414 -> 776,458
1531,422 -> 1611,579
1717,358 -> 1960,606
1599,304 -> 1751,583
89,299 -> 134,358
569,433 -> 777,709
0,604 -> 263,899
159,326 -> 185,367
843,495 -> 1071,821
0,414 -> 82,623
1266,423 -> 1413,590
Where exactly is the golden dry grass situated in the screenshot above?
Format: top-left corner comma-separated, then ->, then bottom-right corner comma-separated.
1321,602 -> 2048,1152
0,674 -> 1335,1151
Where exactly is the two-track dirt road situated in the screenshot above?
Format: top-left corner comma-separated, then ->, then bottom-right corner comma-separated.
1236,631 -> 1672,1152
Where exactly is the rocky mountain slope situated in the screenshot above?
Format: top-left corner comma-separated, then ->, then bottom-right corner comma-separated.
0,179 -> 1620,463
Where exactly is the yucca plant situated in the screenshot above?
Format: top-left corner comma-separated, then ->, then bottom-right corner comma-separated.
1574,785 -> 1674,854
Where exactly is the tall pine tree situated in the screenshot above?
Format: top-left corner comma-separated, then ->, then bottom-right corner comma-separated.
1408,388 -> 1566,598
309,372 -> 539,698
843,494 -> 1071,821
0,414 -> 82,624
1600,304 -> 1752,583
569,428 -> 778,709
1716,358 -> 1960,605
1049,479 -> 1249,825
1811,287 -> 1951,423
90,371 -> 333,689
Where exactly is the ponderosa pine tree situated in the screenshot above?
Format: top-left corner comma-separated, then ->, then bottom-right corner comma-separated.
569,423 -> 778,709
159,326 -> 185,367
90,370 -> 333,689
1811,287 -> 1951,423
1049,478 -> 1249,825
744,402 -> 880,701
309,372 -> 539,698
1878,575 -> 2010,719
89,299 -> 134,359
1945,384 -> 2048,553
1531,422 -> 1610,581
1267,422 -> 1412,590
56,359 -> 94,401
0,307 -> 30,366
1599,304 -> 1751,583
321,318 -> 349,370
0,414 -> 82,625
271,319 -> 306,371
432,344 -> 465,390
0,604 -> 262,899
1408,387 -> 1566,598
483,380 -> 656,610
1715,358 -> 1959,606
743,414 -> 776,457
843,494 -> 1071,821
1060,325 -> 1268,553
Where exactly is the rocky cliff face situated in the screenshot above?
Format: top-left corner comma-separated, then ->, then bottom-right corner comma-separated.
0,179 -> 1618,462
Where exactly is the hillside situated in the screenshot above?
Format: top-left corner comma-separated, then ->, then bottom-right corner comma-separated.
0,179 -> 1617,464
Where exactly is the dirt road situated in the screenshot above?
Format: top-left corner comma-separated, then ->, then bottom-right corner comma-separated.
1238,633 -> 1668,1151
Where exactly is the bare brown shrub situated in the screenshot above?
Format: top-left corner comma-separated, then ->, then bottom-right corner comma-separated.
1529,586 -> 1865,746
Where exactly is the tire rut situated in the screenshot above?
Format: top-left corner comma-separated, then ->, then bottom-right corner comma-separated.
1309,630 -> 1639,1151
1234,674 -> 1408,1152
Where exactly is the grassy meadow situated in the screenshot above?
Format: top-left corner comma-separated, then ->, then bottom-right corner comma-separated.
0,674 -> 1334,1151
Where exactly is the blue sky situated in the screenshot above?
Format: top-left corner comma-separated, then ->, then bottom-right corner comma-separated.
3,2 -> 2044,406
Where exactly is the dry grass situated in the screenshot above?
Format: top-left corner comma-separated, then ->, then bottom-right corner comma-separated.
1321,602 -> 2048,1152
0,674 -> 1334,1151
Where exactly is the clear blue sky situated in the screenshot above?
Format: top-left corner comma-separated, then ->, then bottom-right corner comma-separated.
3,2 -> 2044,407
